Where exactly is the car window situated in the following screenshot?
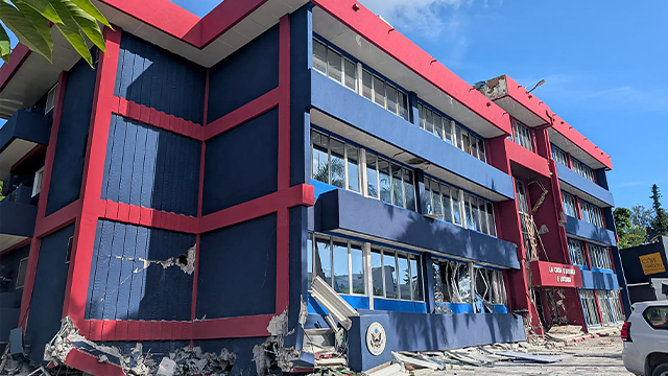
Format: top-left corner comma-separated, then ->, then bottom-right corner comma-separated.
643,306 -> 668,330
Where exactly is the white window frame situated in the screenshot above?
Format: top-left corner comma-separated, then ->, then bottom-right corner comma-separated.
561,191 -> 578,218
512,119 -> 534,151
45,84 -> 58,115
581,289 -> 601,326
31,167 -> 45,197
569,239 -> 587,267
551,144 -> 569,167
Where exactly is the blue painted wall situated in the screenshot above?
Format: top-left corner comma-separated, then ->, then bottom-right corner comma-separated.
310,72 -> 515,200
565,215 -> 617,247
85,220 -> 195,321
100,114 -> 200,216
316,189 -> 519,269
580,270 -> 620,290
0,110 -> 51,153
197,214 -> 277,319
202,109 -> 278,215
207,25 -> 279,122
556,163 -> 614,207
45,57 -> 97,216
0,245 -> 29,347
347,310 -> 525,371
25,224 -> 75,366
115,33 -> 205,124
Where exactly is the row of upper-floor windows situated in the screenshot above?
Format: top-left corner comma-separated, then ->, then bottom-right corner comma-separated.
552,144 -> 597,183
568,238 -> 613,271
511,119 -> 534,152
313,38 -> 410,121
417,103 -> 487,163
561,191 -> 605,228
310,129 -> 498,237
313,37 -> 490,164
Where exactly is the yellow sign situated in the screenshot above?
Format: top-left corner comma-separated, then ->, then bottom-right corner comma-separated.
640,252 -> 666,276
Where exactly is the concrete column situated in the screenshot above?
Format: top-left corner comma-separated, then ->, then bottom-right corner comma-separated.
363,242 -> 374,310
414,169 -> 427,215
422,253 -> 435,313
408,91 -> 419,126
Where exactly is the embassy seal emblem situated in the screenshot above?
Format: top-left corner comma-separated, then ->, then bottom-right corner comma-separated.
365,322 -> 386,356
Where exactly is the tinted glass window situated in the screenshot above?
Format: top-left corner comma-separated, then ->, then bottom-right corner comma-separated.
643,306 -> 668,330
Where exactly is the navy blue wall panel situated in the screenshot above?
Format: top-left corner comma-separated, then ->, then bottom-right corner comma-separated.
45,58 -> 97,216
565,215 -> 617,247
556,163 -> 614,207
202,109 -> 278,215
25,224 -> 74,366
289,5 -> 312,187
85,220 -> 195,321
100,115 -> 200,216
0,245 -> 29,307
316,189 -> 519,269
115,33 -> 205,124
207,25 -> 279,122
197,214 -> 277,319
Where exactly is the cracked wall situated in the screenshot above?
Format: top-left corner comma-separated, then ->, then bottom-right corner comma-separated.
86,220 -> 196,321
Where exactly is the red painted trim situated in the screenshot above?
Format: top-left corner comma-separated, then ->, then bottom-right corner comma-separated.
203,89 -> 280,140
115,97 -> 204,140
64,348 -> 125,376
276,208 -> 290,312
0,238 -> 32,256
574,195 -> 583,221
99,201 -> 198,234
311,0 -> 511,136
582,241 -> 592,270
10,145 -> 47,174
0,44 -> 30,92
505,139 -> 550,179
66,27 -> 122,328
18,71 -> 68,328
199,183 -> 314,234
34,199 -> 81,237
195,0 -> 268,49
551,113 -> 612,170
501,76 -> 552,126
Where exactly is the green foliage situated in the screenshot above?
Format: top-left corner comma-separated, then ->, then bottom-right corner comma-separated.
647,184 -> 668,242
614,207 -> 646,249
631,205 -> 653,229
0,0 -> 110,66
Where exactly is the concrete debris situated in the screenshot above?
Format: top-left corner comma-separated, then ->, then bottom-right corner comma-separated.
114,244 -> 196,274
252,310 -> 301,376
310,276 -> 358,331
361,362 -> 406,376
41,316 -> 235,376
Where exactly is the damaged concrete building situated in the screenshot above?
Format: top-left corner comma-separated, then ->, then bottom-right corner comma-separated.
0,0 -> 629,374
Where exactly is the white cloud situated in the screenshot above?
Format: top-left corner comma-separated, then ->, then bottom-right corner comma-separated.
360,0 -> 471,37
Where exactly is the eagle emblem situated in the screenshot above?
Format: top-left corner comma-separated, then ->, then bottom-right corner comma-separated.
365,322 -> 386,356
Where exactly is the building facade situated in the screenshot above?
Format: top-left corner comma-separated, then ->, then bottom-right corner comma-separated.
0,0 -> 628,374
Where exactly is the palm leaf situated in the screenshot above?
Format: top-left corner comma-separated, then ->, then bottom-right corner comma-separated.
0,1 -> 53,62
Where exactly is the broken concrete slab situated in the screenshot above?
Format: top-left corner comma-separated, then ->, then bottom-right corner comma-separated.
495,351 -> 562,363
310,276 -> 359,331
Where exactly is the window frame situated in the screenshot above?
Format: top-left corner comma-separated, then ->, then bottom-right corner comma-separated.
372,246 -> 424,302
308,232 -> 367,297
580,289 -> 601,326
568,239 -> 588,268
45,83 -> 58,115
32,167 -> 45,197
16,257 -> 29,289
561,191 -> 578,218
551,144 -> 569,167
642,305 -> 668,330
511,119 -> 534,152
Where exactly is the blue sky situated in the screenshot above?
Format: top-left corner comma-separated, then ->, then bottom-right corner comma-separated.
2,0 -> 666,210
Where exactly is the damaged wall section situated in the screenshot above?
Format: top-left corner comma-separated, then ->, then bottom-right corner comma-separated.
85,220 -> 196,321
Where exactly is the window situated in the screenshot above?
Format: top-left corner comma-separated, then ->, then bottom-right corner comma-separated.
436,260 -> 471,303
45,84 -> 58,115
32,167 -> 44,197
580,200 -> 605,227
597,290 -> 615,325
561,191 -> 578,218
643,305 -> 668,330
424,177 -> 496,236
609,291 -> 625,323
365,153 -> 416,211
371,247 -> 423,301
552,144 -> 569,167
580,290 -> 601,326
418,104 -> 487,162
66,236 -> 74,263
511,119 -> 534,151
516,180 -> 533,258
589,244 -> 613,270
16,257 -> 29,288
572,158 -> 596,183
568,239 -> 587,267
474,266 -> 507,311
308,233 -> 366,296
312,38 -> 409,121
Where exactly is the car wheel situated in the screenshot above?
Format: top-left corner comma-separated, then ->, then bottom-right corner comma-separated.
653,363 -> 668,376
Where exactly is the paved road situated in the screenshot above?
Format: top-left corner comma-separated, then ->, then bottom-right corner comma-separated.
433,336 -> 633,376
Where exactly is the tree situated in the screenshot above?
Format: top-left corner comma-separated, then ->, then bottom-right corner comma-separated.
0,0 -> 110,66
631,205 -> 653,229
647,184 -> 668,242
614,207 -> 646,249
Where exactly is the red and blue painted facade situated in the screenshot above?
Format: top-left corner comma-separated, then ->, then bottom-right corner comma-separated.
0,0 -> 628,374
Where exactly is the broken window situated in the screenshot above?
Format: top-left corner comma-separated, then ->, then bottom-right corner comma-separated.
580,289 -> 601,326
474,266 -> 507,311
437,260 -> 471,304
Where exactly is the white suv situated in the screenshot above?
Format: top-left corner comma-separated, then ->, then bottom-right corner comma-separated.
622,301 -> 668,376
